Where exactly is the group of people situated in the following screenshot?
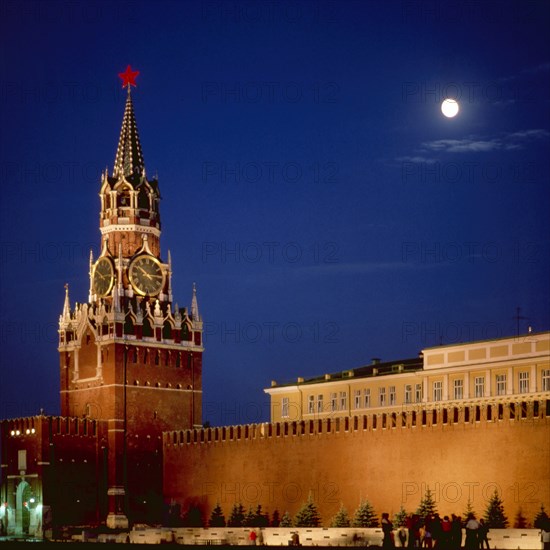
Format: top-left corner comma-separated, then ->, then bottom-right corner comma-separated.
381,512 -> 490,549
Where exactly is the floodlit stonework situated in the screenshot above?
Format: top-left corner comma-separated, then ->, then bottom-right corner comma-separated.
164,332 -> 550,526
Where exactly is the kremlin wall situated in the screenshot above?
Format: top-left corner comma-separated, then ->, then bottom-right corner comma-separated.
163,397 -> 549,526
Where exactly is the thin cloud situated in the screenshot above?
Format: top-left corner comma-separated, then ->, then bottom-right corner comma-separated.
423,139 -> 501,153
395,155 -> 438,164
498,62 -> 550,83
420,129 -> 549,154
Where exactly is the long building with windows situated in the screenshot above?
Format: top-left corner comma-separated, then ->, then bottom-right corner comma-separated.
264,332 -> 550,422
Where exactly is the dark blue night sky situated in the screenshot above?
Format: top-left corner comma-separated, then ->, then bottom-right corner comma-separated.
1,0 -> 549,425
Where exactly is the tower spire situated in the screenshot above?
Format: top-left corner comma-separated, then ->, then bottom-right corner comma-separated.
191,282 -> 200,321
62,283 -> 71,322
113,67 -> 144,179
113,89 -> 145,179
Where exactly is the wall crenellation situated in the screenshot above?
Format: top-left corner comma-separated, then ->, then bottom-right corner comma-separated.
164,397 -> 549,447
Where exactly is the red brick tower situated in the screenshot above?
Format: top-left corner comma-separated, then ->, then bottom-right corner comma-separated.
57,68 -> 203,528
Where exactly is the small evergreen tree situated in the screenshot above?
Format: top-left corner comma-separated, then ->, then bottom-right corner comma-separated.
252,504 -> 269,527
280,511 -> 293,527
271,509 -> 281,527
209,502 -> 226,527
183,505 -> 203,527
483,489 -> 509,528
331,503 -> 351,527
352,499 -> 379,527
228,502 -> 245,527
534,504 -> 549,529
294,493 -> 322,527
462,498 -> 477,526
513,508 -> 527,528
416,488 -> 437,521
242,507 -> 256,527
394,506 -> 408,527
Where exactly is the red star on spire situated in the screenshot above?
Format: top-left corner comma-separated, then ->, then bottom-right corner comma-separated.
118,65 -> 139,88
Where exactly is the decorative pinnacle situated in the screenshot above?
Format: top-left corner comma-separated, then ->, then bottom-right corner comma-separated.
113,67 -> 145,178
191,282 -> 200,321
62,283 -> 71,321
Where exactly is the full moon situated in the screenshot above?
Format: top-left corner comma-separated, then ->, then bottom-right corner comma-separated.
441,98 -> 459,118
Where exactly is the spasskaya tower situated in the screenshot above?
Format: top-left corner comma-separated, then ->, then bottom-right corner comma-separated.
57,66 -> 203,528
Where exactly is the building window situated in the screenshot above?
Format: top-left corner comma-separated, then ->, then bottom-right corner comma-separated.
308,395 -> 314,414
519,371 -> 529,393
433,381 -> 442,402
404,385 -> 412,404
543,370 -> 550,391
453,379 -> 463,400
475,376 -> 485,398
389,386 -> 396,405
415,384 -> 423,403
281,397 -> 289,418
330,392 -> 337,411
18,450 -> 27,470
364,389 -> 371,408
354,390 -> 361,409
316,394 -> 324,413
496,374 -> 507,396
379,387 -> 386,406
340,391 -> 347,410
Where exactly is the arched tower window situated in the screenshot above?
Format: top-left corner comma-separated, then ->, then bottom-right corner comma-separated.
142,317 -> 153,337
137,187 -> 149,209
124,315 -> 135,335
117,187 -> 131,208
162,320 -> 172,340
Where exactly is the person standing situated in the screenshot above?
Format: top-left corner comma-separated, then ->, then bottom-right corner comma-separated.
541,518 -> 550,550
464,513 -> 479,550
439,516 -> 452,548
450,515 -> 462,550
478,519 -> 490,549
382,512 -> 395,549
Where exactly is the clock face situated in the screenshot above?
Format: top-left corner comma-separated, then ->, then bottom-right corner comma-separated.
93,257 -> 114,297
129,255 -> 164,296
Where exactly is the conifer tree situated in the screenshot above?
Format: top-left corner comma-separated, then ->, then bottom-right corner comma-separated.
394,506 -> 408,527
416,488 -> 437,521
352,499 -> 379,527
209,502 -> 226,527
242,507 -> 256,527
331,503 -> 351,527
534,504 -> 549,529
513,508 -> 527,528
463,497 -> 476,522
271,509 -> 281,527
483,489 -> 508,528
294,493 -> 322,527
254,504 -> 270,527
280,511 -> 293,527
228,502 -> 245,527
461,497 -> 479,527
183,505 -> 203,527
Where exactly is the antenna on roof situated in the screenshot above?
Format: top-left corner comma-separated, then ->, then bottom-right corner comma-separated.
513,306 -> 529,336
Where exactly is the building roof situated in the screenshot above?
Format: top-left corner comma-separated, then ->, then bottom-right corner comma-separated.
270,356 -> 423,389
